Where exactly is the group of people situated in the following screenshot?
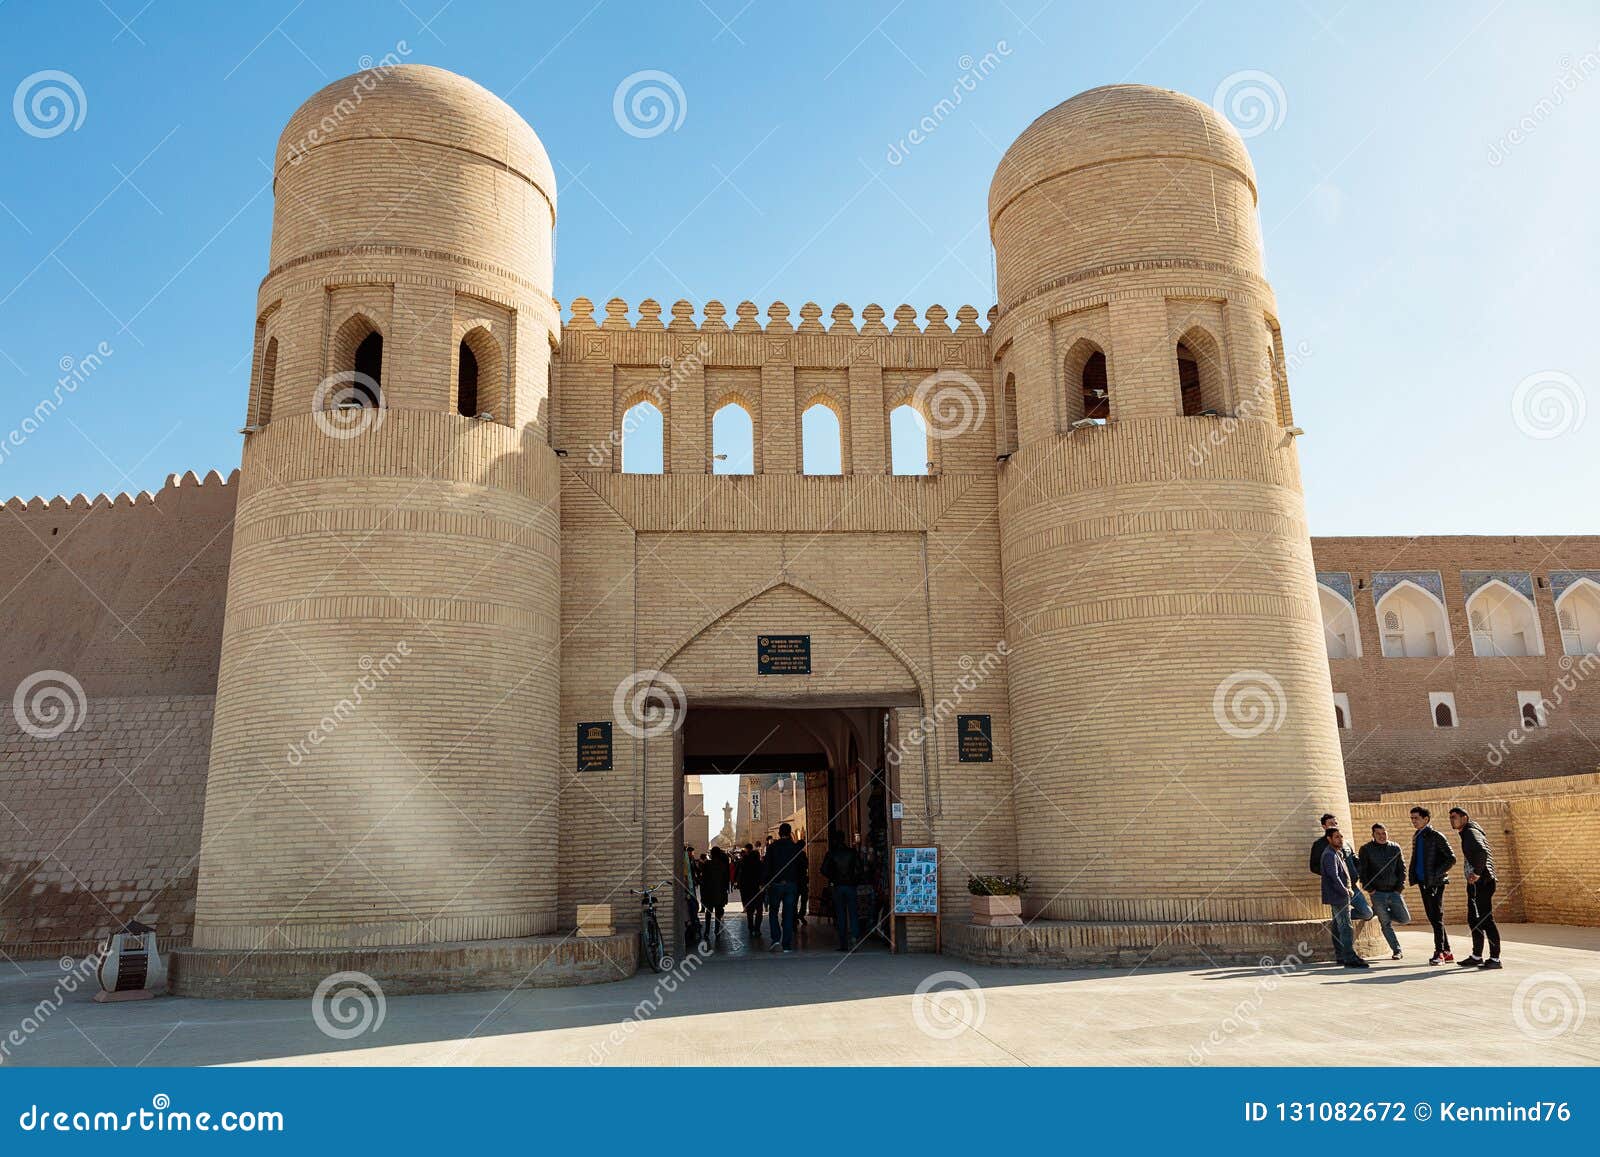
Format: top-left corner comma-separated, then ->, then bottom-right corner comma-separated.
1313,806 -> 1501,970
684,824 -> 873,953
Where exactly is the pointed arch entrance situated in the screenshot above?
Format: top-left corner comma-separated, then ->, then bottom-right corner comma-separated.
642,581 -> 929,960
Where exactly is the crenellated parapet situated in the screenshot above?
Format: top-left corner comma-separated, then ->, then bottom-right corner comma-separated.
554,297 -> 1004,475
2,467 -> 238,514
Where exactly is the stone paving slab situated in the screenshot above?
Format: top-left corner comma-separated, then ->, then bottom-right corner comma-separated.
1,925 -> 1595,1067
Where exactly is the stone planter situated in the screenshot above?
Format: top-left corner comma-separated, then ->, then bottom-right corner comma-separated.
969,894 -> 1023,927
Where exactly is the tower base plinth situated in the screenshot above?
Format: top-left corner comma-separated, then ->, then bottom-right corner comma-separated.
169,932 -> 637,999
946,918 -> 1379,969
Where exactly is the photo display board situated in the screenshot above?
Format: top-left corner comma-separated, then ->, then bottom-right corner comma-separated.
891,845 -> 939,915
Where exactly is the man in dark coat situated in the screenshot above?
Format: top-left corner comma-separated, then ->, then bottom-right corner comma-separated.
1357,823 -> 1411,959
1409,806 -> 1457,964
1320,828 -> 1368,967
821,830 -> 865,951
1449,807 -> 1502,968
736,844 -> 764,938
763,822 -> 806,953
1309,813 -> 1339,958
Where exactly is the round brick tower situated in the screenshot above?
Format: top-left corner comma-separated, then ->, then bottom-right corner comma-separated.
990,86 -> 1349,936
188,66 -> 562,965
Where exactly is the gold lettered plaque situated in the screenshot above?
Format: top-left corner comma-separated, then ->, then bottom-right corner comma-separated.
577,721 -> 613,772
757,634 -> 811,675
957,714 -> 992,762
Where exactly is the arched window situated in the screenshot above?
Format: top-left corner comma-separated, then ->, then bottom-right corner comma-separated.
256,337 -> 278,425
329,314 -> 384,409
352,333 -> 383,406
1176,328 -> 1226,417
1318,585 -> 1361,659
457,326 -> 504,423
712,401 -> 754,474
1000,372 -> 1018,454
457,342 -> 479,417
1466,581 -> 1543,657
1062,339 -> 1109,424
1333,702 -> 1346,728
621,399 -> 664,473
1521,700 -> 1541,729
889,403 -> 928,475
801,401 -> 842,475
1556,579 -> 1600,656
1376,583 -> 1452,658
1434,701 -> 1455,728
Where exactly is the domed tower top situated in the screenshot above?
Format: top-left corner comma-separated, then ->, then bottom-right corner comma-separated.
275,64 -> 555,216
987,84 -> 1263,315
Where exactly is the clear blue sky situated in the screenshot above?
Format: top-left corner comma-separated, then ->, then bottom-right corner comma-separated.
1,1 -> 1595,533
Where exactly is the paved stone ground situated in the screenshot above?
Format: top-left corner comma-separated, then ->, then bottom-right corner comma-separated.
2,924 -> 1596,1067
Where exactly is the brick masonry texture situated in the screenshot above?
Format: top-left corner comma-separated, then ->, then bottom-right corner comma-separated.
3,73 -> 1598,976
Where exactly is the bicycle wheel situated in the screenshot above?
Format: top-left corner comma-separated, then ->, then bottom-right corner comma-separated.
641,910 -> 666,973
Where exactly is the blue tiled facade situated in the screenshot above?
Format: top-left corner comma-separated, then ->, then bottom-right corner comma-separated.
1315,571 -> 1354,605
1551,570 -> 1600,604
1371,570 -> 1445,604
1461,570 -> 1535,601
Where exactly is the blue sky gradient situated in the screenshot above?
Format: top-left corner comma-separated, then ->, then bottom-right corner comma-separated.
1,1 -> 1596,533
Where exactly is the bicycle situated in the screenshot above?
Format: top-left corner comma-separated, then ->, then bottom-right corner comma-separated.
631,879 -> 673,973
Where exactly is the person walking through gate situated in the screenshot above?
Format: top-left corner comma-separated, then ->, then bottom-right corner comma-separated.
796,841 -> 810,927
1449,807 -> 1503,969
1409,806 -> 1456,964
764,822 -> 806,953
1356,823 -> 1411,959
737,843 -> 765,938
1320,828 -> 1368,967
821,830 -> 865,952
701,846 -> 730,938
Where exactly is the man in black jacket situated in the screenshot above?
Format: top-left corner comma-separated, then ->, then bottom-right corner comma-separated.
1449,807 -> 1503,969
1357,823 -> 1411,959
821,830 -> 865,952
1409,806 -> 1456,964
763,823 -> 806,953
736,845 -> 765,939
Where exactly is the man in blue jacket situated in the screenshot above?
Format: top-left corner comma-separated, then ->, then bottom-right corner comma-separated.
1321,828 -> 1369,968
1409,806 -> 1456,964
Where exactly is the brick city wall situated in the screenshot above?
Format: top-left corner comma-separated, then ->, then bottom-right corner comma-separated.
1312,536 -> 1600,799
0,472 -> 233,959
1352,772 -> 1600,928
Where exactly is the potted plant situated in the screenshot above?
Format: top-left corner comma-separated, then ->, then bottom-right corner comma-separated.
967,874 -> 1028,926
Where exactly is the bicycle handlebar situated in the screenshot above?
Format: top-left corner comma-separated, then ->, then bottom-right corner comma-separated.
628,879 -> 672,896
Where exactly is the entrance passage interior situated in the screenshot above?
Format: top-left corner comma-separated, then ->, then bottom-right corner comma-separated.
677,706 -> 894,959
